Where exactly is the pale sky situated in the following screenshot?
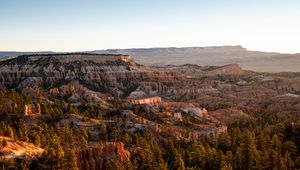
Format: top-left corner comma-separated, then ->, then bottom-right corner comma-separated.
0,0 -> 299,53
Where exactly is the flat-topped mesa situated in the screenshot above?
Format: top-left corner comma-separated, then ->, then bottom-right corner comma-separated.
19,53 -> 134,63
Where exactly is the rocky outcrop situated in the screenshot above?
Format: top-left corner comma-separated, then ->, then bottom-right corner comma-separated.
183,107 -> 208,118
50,87 -> 59,95
200,64 -> 244,76
78,143 -> 103,170
77,142 -> 130,170
132,96 -> 162,105
173,112 -> 183,121
0,136 -> 44,161
24,103 -> 41,116
101,142 -> 130,163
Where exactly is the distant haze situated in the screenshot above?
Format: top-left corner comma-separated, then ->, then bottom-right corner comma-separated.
1,45 -> 300,73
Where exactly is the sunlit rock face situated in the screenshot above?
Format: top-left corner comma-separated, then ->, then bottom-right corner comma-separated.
77,142 -> 130,170
131,96 -> 162,105
0,53 -> 184,98
0,136 -> 44,161
24,103 -> 41,116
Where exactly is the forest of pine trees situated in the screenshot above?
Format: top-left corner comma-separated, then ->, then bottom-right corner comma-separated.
0,90 -> 300,169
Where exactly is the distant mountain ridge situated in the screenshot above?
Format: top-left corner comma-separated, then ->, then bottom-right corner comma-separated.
92,46 -> 300,72
1,46 -> 300,72
0,51 -> 55,57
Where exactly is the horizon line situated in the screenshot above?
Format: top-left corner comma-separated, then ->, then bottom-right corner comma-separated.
0,45 -> 297,55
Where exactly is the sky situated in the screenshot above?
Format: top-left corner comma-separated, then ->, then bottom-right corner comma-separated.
0,0 -> 299,53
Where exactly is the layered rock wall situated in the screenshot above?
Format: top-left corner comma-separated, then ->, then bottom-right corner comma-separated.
77,142 -> 130,170
0,55 -> 184,97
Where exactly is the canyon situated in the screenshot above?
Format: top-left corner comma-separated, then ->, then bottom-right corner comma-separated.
0,53 -> 299,169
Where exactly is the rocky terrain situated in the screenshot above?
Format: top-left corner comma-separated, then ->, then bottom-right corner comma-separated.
0,136 -> 44,161
78,142 -> 130,170
2,46 -> 300,72
0,53 -> 300,169
94,46 -> 300,72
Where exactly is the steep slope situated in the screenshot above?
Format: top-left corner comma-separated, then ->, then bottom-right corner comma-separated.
0,53 -> 184,98
0,136 -> 43,161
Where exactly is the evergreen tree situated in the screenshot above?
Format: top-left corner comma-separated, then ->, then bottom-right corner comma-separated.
105,160 -> 122,170
42,133 -> 65,169
99,124 -> 108,142
282,151 -> 294,170
153,142 -> 167,170
272,134 -> 282,170
239,130 -> 260,170
6,125 -> 14,139
0,138 -> 6,149
0,127 -> 3,136
165,141 -> 185,170
34,134 -> 41,147
64,147 -> 78,170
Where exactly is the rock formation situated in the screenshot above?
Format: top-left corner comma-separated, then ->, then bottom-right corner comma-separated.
77,142 -> 130,170
183,107 -> 208,118
0,54 -> 183,98
24,103 -> 41,116
132,96 -> 162,105
77,143 -> 103,170
101,142 -> 130,163
173,112 -> 183,121
0,136 -> 44,161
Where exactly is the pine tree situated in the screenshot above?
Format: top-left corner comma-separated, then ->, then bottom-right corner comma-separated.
0,127 -> 4,136
239,130 -> 261,170
233,146 -> 242,170
165,141 -> 185,170
153,142 -> 167,170
0,138 -> 5,149
233,131 -> 258,170
99,124 -> 108,142
6,125 -> 14,139
17,127 -> 29,142
97,112 -> 103,120
258,134 -> 272,169
43,133 -> 65,169
282,151 -> 294,170
272,134 -> 282,170
64,147 -> 78,170
34,134 -> 41,147
224,151 -> 233,170
198,143 -> 207,169
105,160 -> 122,170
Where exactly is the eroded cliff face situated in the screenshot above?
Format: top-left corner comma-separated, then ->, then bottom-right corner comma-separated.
0,54 -> 184,98
77,142 -> 130,170
1,54 -> 298,142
